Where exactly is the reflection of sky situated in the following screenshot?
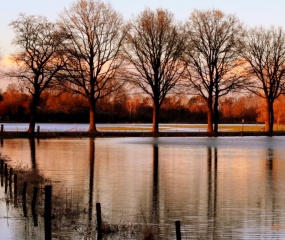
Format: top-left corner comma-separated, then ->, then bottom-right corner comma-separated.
0,191 -> 12,240
122,136 -> 285,150
0,190 -> 34,240
1,137 -> 285,239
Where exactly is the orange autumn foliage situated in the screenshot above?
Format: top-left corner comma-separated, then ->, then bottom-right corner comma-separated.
0,85 -> 29,118
256,95 -> 285,125
220,96 -> 258,122
44,92 -> 88,114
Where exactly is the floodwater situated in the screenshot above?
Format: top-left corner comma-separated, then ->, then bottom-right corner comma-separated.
1,136 -> 285,239
0,122 -> 264,132
0,123 -> 193,132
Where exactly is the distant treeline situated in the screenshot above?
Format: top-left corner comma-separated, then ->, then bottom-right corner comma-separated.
2,85 -> 285,124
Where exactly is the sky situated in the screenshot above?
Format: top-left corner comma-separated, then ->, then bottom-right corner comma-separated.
1,0 -> 285,57
0,0 -> 284,90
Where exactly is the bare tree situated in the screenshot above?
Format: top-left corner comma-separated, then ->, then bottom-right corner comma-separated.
184,10 -> 245,133
58,0 -> 125,132
9,14 -> 65,133
241,26 -> 285,133
123,8 -> 185,134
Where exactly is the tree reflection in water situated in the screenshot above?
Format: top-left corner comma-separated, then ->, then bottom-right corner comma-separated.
1,137 -> 285,239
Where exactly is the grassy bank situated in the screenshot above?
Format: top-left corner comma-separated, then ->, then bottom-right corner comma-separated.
0,123 -> 284,138
0,130 -> 284,138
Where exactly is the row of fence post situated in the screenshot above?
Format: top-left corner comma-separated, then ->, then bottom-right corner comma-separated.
0,159 -> 52,239
1,160 -> 183,240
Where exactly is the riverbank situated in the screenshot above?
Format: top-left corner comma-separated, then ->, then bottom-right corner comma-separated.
0,130 -> 284,138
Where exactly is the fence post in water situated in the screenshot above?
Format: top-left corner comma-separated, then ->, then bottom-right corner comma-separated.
4,163 -> 7,178
0,160 -> 3,175
96,202 -> 102,239
175,221 -> 181,240
32,186 -> 39,227
14,174 -> 17,195
0,160 -> 3,188
22,182 -> 27,217
1,124 -> 3,133
0,175 -> 2,187
37,126 -> 40,134
9,167 -> 13,184
14,174 -> 17,207
14,174 -> 18,195
9,168 -> 13,198
4,164 -> 8,193
44,185 -> 52,240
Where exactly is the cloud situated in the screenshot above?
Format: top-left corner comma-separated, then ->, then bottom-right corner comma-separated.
0,55 -> 16,90
0,55 -> 15,68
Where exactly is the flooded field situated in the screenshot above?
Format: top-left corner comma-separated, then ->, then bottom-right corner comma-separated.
1,136 -> 285,239
0,122 -> 268,132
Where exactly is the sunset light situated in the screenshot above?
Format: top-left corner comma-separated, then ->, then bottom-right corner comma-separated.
1,1 -> 285,239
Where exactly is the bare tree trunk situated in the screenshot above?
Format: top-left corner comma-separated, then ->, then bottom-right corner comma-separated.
28,94 -> 40,134
213,95 -> 219,133
270,103 -> 274,133
152,100 -> 160,134
28,113 -> 36,134
207,98 -> 213,133
88,78 -> 97,132
265,99 -> 274,133
265,100 -> 270,132
88,103 -> 97,132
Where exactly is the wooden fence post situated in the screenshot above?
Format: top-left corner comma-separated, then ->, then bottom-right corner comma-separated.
14,174 -> 17,194
4,163 -> 7,178
0,160 -> 3,174
96,202 -> 102,239
4,164 -> 7,193
14,174 -> 17,206
9,168 -> 13,196
0,160 -> 3,187
9,168 -> 13,182
22,182 -> 27,217
9,167 -> 13,189
44,185 -> 52,240
175,220 -> 181,240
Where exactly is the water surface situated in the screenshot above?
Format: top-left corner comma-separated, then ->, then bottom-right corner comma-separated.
1,136 -> 285,239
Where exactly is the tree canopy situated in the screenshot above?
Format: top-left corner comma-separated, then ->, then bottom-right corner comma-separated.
58,0 -> 125,132
123,8 -> 185,133
183,9 -> 245,133
9,14 -> 65,133
241,26 -> 285,132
